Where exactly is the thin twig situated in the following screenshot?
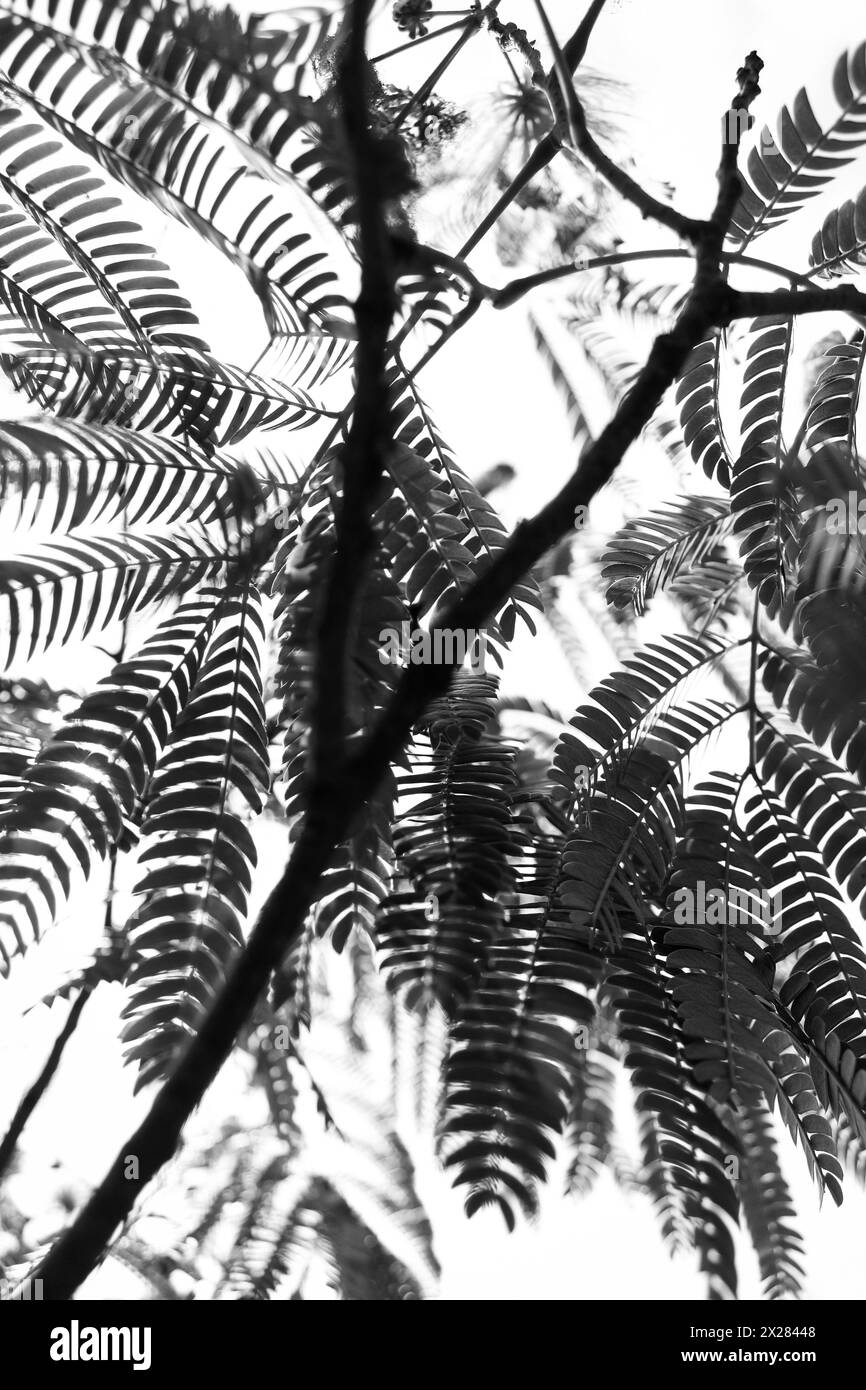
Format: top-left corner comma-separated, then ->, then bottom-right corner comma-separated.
370,18 -> 471,62
748,594 -> 760,768
0,990 -> 91,1183
393,19 -> 481,126
535,0 -> 702,242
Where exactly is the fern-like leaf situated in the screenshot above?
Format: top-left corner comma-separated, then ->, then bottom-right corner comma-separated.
602,496 -> 731,616
731,317 -> 798,621
121,583 -> 269,1087
728,44 -> 866,247
675,333 -> 732,487
734,1103 -> 805,1299
0,590 -> 221,971
809,183 -> 866,278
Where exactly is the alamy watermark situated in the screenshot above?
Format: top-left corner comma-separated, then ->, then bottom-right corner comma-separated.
378,621 -> 488,670
721,108 -> 779,156
49,1321 -> 152,1372
822,492 -> 866,534
0,1275 -> 42,1299
671,881 -> 781,935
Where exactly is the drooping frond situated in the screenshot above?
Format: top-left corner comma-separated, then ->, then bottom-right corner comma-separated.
121,583 -> 269,1087
665,773 -> 784,1103
0,17 -> 355,340
378,673 -> 518,1015
0,0 -> 353,218
440,915 -> 602,1229
802,335 -> 866,489
438,654 -> 740,1230
389,366 -> 542,645
553,709 -> 692,945
670,559 -> 746,636
276,475 -> 403,950
602,496 -> 732,616
760,643 -> 866,787
374,442 -> 477,628
217,1157 -> 311,1301
0,204 -> 130,354
605,914 -> 741,1299
731,317 -> 798,621
675,332 -> 732,487
0,590 -> 222,972
311,778 -> 396,953
757,722 -> 866,922
547,634 -> 743,942
744,777 -> 866,1157
315,1180 -> 424,1302
734,1102 -> 805,1299
527,309 -> 593,453
792,521 -> 866,707
664,773 -> 845,1204
562,1045 -> 616,1197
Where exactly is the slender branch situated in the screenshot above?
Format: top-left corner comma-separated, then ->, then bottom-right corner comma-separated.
452,1 -> 608,257
309,0 -> 399,782
411,297 -> 482,376
0,990 -> 91,1183
748,594 -> 760,768
352,299 -> 730,780
370,18 -> 471,63
535,0 -> 702,243
490,247 -> 817,308
561,0 -> 608,70
404,243 -> 817,316
393,18 -> 482,126
455,132 -> 561,261
702,51 -> 763,267
388,4 -> 604,356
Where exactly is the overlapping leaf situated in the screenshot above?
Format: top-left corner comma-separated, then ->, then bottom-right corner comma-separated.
810,184 -> 866,278
729,43 -> 866,247
0,528 -> 224,669
0,590 -> 221,972
602,496 -> 732,615
121,583 -> 270,1087
675,333 -> 732,487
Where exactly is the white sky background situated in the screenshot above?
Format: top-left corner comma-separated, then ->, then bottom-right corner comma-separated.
3,0 -> 866,1301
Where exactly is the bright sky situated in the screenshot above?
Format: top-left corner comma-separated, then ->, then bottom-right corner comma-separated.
2,0 -> 866,1302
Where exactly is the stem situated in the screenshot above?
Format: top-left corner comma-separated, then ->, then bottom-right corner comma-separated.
0,990 -> 91,1183
393,20 -> 482,126
748,594 -> 760,768
492,246 -> 817,308
370,18 -> 473,64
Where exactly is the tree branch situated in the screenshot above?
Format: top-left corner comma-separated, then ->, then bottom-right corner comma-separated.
0,989 -> 90,1184
309,0 -> 399,782
725,283 -> 866,323
409,1 -> 608,266
535,0 -> 702,242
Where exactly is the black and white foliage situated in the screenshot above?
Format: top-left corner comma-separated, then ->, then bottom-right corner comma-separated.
1,0 -> 866,1304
